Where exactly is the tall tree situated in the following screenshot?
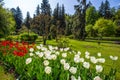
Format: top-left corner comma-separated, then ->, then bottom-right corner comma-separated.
53,3 -> 66,41
99,1 -> 105,17
99,0 -> 111,19
104,0 -> 111,19
74,0 -> 87,40
25,11 -> 31,42
40,0 -> 51,45
11,6 -> 23,33
0,0 -> 4,6
36,4 -> 40,16
16,7 -> 23,29
86,6 -> 98,25
25,11 -> 31,29
41,0 -> 51,16
0,6 -> 15,38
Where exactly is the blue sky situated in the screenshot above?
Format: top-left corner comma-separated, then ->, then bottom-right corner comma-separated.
4,0 -> 120,19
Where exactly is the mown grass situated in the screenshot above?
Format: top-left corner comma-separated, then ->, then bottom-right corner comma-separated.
0,66 -> 14,80
47,39 -> 120,80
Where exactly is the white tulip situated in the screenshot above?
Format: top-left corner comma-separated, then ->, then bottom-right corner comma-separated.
78,76 -> 81,80
71,75 -> 77,80
55,51 -> 60,55
60,48 -> 63,52
77,51 -> 81,55
29,53 -> 34,56
26,58 -> 32,64
48,45 -> 53,51
74,54 -> 80,59
90,56 -> 97,64
64,63 -> 70,70
29,48 -> 34,52
79,58 -> 84,62
64,48 -> 69,51
43,60 -> 49,66
40,44 -> 43,47
85,55 -> 90,59
54,47 -> 58,50
38,52 -> 44,58
110,55 -> 118,61
96,65 -> 103,73
35,51 -> 40,55
45,55 -> 52,60
51,54 -> 57,60
62,53 -> 67,58
97,53 -> 101,57
44,66 -> 51,74
36,46 -> 40,49
69,67 -> 77,74
85,51 -> 90,56
97,58 -> 105,63
93,76 -> 102,80
74,56 -> 80,63
83,62 -> 90,69
60,59 -> 66,65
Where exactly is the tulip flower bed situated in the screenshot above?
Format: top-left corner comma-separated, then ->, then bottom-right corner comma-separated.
0,40 -> 119,80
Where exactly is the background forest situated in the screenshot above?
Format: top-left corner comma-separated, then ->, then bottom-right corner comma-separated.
0,0 -> 120,44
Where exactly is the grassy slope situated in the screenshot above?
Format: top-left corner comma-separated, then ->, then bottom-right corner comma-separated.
47,39 -> 120,79
0,66 -> 14,80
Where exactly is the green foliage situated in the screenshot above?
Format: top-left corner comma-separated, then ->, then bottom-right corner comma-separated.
98,0 -> 112,19
50,24 -> 57,39
41,0 -> 51,15
25,11 -> 31,29
6,36 -> 14,41
11,7 -> 23,30
0,66 -> 14,80
86,6 -> 98,25
74,0 -> 87,40
114,20 -> 120,36
57,37 -> 70,48
20,33 -> 38,43
93,18 -> 116,37
53,3 -> 66,35
65,14 -> 73,36
85,24 -> 96,37
67,35 -> 74,39
36,4 -> 40,16
0,6 -> 15,37
18,25 -> 28,34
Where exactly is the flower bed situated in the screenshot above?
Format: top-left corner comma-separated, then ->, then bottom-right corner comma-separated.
0,40 -> 118,80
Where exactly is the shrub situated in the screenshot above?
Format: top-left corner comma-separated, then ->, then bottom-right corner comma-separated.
57,37 -> 70,48
93,18 -> 116,37
6,36 -> 13,41
67,35 -> 74,39
20,33 -> 38,43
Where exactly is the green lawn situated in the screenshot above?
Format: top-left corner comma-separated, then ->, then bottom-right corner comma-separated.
47,39 -> 120,79
0,66 -> 14,80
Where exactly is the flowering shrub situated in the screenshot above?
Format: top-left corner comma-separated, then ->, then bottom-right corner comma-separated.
0,42 -> 118,80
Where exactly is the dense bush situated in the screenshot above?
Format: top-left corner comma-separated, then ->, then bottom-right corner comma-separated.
67,35 -> 74,39
20,33 -> 38,43
57,38 -> 70,48
93,18 -> 116,37
6,36 -> 14,41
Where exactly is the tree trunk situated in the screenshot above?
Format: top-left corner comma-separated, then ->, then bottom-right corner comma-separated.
82,0 -> 86,40
43,34 -> 46,45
